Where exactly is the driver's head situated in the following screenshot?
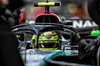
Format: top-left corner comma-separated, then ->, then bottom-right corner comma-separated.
31,31 -> 59,50
44,32 -> 52,39
39,32 -> 58,48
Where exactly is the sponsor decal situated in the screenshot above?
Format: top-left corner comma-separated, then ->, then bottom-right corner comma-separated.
21,54 -> 45,60
66,19 -> 98,28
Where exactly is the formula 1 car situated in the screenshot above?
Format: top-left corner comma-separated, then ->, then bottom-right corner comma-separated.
11,0 -> 100,66
12,23 -> 79,66
12,23 -> 100,66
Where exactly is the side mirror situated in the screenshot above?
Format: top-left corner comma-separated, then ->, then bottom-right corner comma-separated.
91,30 -> 100,37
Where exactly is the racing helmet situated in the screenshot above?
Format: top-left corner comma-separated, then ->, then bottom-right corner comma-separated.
31,31 -> 59,50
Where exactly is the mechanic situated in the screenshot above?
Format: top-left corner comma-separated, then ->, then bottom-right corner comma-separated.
0,0 -> 21,27
0,0 -> 25,66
